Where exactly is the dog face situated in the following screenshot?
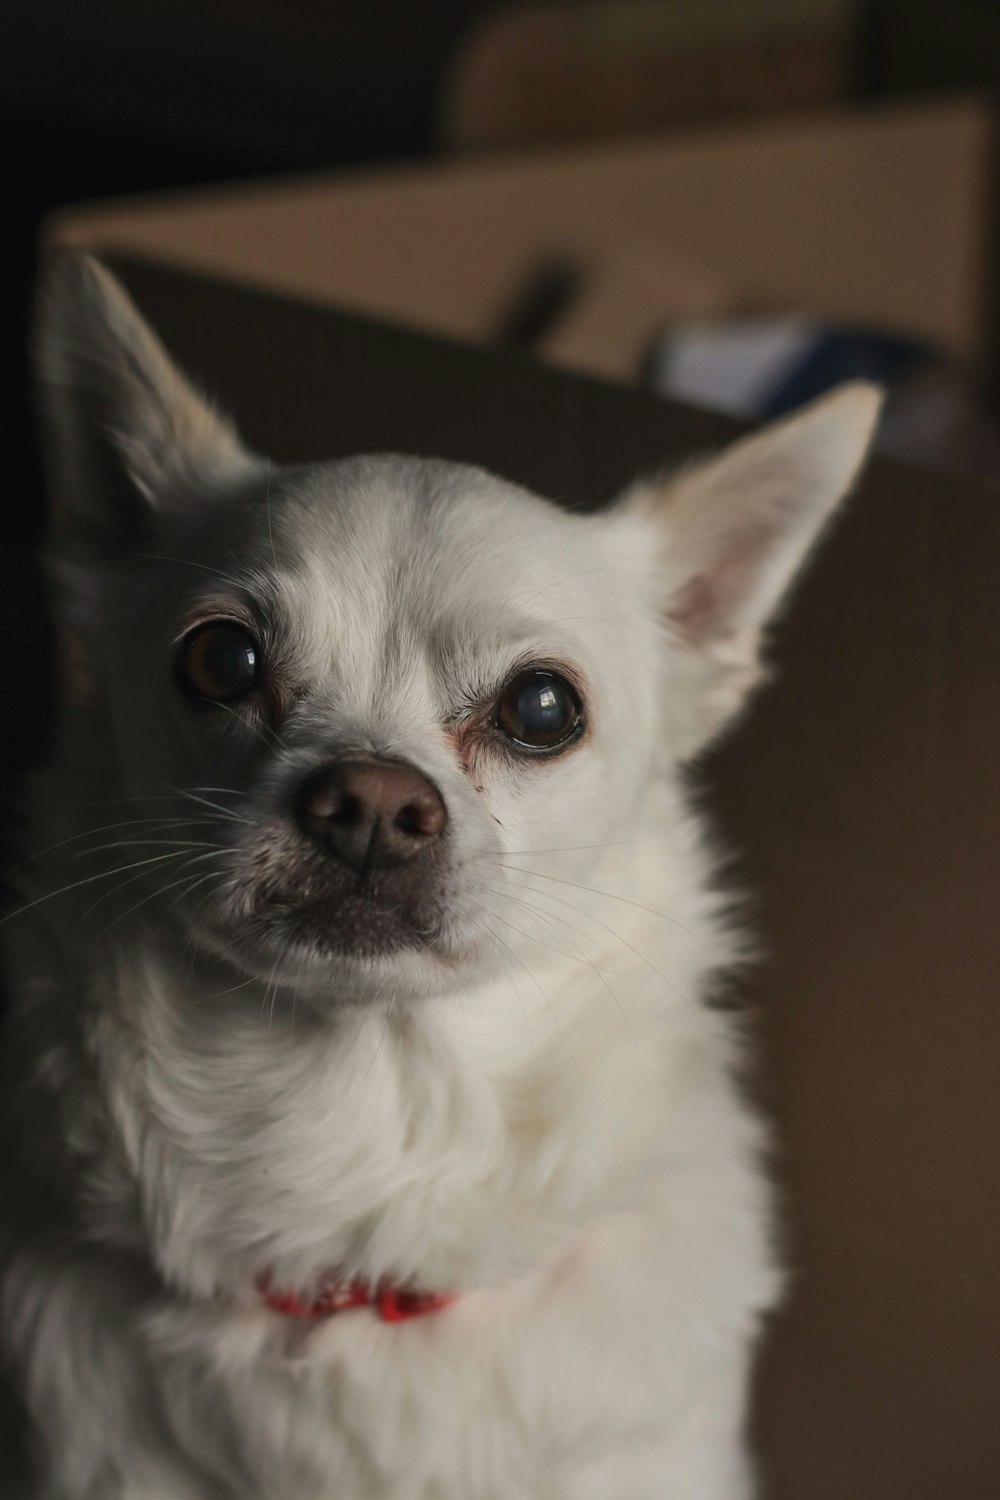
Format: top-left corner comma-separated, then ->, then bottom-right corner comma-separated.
36,257 -> 880,1011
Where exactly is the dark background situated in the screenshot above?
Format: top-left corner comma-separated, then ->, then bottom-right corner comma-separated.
6,0 -> 1000,514
3,7 -> 1000,1496
3,0 -> 999,774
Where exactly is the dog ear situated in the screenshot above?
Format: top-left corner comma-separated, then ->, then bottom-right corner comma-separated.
34,252 -> 253,552
622,383 -> 883,758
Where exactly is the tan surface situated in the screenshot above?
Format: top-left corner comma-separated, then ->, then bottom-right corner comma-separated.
54,98 -> 994,373
539,244 -> 734,378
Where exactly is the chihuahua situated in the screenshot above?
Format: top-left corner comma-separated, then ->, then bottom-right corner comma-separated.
0,256 -> 880,1499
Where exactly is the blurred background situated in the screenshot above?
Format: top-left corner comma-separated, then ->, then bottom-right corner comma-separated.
9,0 -> 1000,485
5,0 -> 1000,764
4,10 -> 1000,1497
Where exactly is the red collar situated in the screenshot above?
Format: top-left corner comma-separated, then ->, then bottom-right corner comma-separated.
259,1274 -> 455,1324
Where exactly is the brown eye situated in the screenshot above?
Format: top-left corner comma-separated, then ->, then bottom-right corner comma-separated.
496,670 -> 582,751
178,623 -> 259,702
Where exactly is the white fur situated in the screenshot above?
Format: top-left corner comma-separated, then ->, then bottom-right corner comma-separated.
0,257 -> 882,1499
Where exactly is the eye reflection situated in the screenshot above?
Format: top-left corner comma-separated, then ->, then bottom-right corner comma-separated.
496,669 -> 583,750
177,622 -> 260,703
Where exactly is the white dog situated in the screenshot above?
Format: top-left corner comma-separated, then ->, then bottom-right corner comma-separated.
0,256 -> 881,1499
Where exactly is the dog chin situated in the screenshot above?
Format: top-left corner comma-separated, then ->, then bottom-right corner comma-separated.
254,893 -> 434,960
185,901 -> 481,1008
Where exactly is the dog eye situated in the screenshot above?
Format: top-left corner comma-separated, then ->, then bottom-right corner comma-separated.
496,670 -> 582,750
178,623 -> 259,702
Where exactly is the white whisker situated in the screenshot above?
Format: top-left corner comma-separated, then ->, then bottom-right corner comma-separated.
185,972 -> 259,1009
93,854 -> 231,942
4,816 -> 220,875
501,864 -> 704,945
167,785 -> 253,826
206,700 -> 285,755
347,991 -> 397,1103
0,851 -> 198,924
114,550 -> 246,588
76,838 -> 229,859
510,881 -> 695,1007
491,903 -> 635,1039
501,836 -> 661,856
485,920 -> 556,1020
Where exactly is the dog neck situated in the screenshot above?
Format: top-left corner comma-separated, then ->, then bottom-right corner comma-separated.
21,764 -> 730,1312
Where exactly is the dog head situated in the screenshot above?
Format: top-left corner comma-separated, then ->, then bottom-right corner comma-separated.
35,256 -> 880,1011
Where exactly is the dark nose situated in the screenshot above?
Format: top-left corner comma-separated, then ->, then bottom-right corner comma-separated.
296,759 -> 447,871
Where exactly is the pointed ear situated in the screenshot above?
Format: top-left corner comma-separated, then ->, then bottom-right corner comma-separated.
622,383 -> 883,758
35,252 -> 252,551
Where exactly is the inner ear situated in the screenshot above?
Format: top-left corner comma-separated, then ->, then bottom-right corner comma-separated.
667,550 -> 754,649
618,382 -> 883,757
651,383 -> 883,648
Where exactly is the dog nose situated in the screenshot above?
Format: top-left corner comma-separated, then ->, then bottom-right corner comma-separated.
296,759 -> 447,871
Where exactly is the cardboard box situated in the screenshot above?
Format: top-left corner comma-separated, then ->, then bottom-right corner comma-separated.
54,98 -> 994,383
441,0 -> 853,150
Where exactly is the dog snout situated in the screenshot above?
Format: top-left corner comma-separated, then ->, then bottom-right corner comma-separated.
296,759 -> 447,871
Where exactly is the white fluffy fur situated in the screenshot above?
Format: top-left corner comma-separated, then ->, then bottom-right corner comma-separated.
0,258 -> 882,1499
